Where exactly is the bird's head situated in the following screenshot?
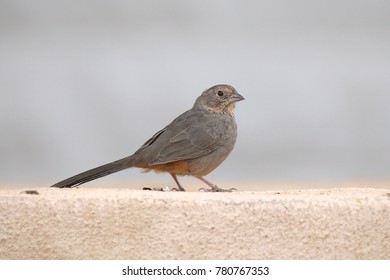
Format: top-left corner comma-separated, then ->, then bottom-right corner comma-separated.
194,84 -> 244,115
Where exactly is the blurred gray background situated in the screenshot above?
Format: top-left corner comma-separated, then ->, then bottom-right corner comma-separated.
1,0 -> 389,186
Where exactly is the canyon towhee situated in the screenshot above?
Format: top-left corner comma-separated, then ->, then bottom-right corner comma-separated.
51,84 -> 244,192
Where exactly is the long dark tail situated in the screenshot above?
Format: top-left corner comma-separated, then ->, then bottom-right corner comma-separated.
50,156 -> 135,188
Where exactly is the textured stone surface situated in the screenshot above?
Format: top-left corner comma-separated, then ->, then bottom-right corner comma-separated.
0,187 -> 389,259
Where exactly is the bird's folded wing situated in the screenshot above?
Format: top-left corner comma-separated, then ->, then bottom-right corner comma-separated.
148,126 -> 221,165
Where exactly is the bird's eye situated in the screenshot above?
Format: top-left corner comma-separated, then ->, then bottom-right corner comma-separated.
217,90 -> 224,97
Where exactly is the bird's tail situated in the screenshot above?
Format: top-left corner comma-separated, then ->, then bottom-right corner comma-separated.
50,156 -> 135,188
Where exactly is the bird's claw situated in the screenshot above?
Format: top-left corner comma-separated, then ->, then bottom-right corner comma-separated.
143,186 -> 171,192
198,185 -> 237,192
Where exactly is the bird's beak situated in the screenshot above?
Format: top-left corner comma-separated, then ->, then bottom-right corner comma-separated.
230,92 -> 245,103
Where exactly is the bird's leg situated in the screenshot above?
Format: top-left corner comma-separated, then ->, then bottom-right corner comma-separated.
142,174 -> 185,192
196,176 -> 236,192
170,173 -> 186,191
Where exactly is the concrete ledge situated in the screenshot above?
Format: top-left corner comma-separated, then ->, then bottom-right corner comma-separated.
0,187 -> 389,259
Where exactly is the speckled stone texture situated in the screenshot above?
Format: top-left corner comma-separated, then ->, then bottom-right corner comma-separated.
0,187 -> 389,259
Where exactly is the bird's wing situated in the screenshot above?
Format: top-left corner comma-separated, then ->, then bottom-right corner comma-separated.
148,124 -> 222,165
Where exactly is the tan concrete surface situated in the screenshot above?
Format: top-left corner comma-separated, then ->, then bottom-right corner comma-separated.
0,186 -> 389,259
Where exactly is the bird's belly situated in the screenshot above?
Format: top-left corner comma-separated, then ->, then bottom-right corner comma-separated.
142,160 -> 191,175
188,144 -> 235,176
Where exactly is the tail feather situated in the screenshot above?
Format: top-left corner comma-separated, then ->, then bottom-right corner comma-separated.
50,156 -> 134,188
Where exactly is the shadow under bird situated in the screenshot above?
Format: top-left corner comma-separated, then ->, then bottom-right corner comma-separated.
51,84 -> 244,192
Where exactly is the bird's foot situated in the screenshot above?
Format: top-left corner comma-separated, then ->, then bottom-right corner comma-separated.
142,186 -> 185,192
198,185 -> 237,192
143,186 -> 171,192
